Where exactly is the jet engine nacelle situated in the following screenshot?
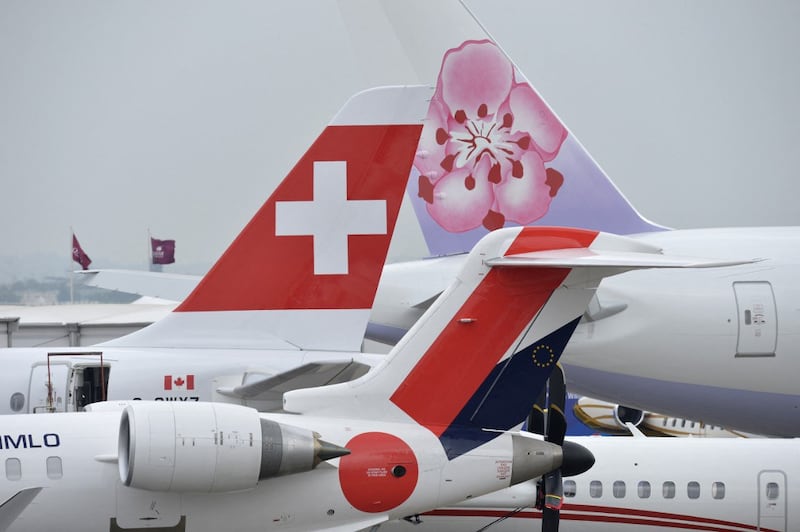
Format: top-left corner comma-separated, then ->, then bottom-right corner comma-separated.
613,404 -> 645,428
118,402 -> 345,492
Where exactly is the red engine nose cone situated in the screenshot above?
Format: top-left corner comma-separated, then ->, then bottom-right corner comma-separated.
338,432 -> 419,512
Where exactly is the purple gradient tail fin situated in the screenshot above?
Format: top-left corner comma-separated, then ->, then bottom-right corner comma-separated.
409,39 -> 666,257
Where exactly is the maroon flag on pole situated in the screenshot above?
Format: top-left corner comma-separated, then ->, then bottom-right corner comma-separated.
151,237 -> 176,265
72,234 -> 92,270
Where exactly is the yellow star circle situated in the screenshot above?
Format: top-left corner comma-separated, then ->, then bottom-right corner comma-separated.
531,344 -> 555,368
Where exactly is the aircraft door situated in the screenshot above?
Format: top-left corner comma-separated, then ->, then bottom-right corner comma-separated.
28,362 -> 69,413
74,365 -> 111,411
758,470 -> 786,532
733,282 -> 777,356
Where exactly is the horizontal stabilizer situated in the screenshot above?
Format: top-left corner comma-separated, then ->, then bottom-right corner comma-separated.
79,269 -> 198,302
313,515 -> 388,532
0,488 -> 42,531
412,291 -> 443,310
488,246 -> 754,269
216,361 -> 370,401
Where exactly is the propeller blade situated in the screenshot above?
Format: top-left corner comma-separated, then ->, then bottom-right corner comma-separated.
544,468 -> 563,507
542,506 -> 560,532
543,468 -> 563,532
532,364 -> 594,532
546,365 -> 567,446
546,404 -> 566,447
545,468 -> 563,508
527,386 -> 547,436
548,364 -> 566,413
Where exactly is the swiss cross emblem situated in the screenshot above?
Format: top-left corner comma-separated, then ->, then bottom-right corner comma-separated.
164,375 -> 195,390
275,161 -> 387,275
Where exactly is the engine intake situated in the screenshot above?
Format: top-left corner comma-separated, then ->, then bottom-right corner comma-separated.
613,404 -> 645,427
118,402 -> 348,492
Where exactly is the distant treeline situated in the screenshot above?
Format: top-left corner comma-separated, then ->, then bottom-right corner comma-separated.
0,278 -> 138,305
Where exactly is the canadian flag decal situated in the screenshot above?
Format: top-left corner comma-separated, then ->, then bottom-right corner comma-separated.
164,375 -> 195,390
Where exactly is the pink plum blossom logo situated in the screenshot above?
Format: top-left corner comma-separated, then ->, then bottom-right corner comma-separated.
414,40 -> 567,232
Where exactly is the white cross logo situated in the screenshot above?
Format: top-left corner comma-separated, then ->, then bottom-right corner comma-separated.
275,161 -> 387,275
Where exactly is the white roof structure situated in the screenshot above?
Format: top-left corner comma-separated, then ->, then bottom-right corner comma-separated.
0,301 -> 174,347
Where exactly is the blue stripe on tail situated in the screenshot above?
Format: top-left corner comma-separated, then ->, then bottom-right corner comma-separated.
439,316 -> 583,460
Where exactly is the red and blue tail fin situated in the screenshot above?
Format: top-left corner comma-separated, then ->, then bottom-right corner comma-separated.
285,226 -> 722,457
104,86 -> 431,351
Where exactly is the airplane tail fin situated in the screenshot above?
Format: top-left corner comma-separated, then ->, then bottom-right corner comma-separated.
372,8 -> 668,255
285,226 -> 729,457
104,85 -> 431,351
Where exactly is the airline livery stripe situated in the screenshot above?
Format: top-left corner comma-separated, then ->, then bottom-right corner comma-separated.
505,226 -> 599,256
437,317 -> 583,459
390,265 -> 569,435
390,226 -> 599,435
424,506 -> 776,532
564,504 -> 769,531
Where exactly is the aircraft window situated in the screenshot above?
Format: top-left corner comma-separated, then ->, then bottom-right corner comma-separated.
712,482 -> 725,499
589,480 -> 603,498
9,392 -> 24,412
46,456 -> 63,480
687,481 -> 701,499
671,419 -> 676,427
5,458 -> 21,481
662,481 -> 676,499
662,418 -> 667,427
766,482 -> 780,500
612,481 -> 626,498
637,481 -> 651,498
564,480 -> 577,498
681,419 -> 686,428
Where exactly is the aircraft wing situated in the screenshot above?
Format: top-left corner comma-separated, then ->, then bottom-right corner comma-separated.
216,361 -> 371,405
313,515 -> 389,531
79,269 -> 199,302
0,488 -> 42,532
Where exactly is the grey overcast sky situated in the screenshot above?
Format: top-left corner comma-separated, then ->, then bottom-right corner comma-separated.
1,0 -> 799,281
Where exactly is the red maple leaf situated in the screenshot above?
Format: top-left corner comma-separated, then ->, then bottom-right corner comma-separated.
174,377 -> 185,387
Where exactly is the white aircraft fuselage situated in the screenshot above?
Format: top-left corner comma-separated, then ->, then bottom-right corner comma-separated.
0,347 -> 379,415
383,435 -> 800,531
566,227 -> 800,437
0,402 -> 553,532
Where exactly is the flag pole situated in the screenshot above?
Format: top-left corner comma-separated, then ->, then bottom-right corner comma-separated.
147,227 -> 153,272
69,226 -> 74,304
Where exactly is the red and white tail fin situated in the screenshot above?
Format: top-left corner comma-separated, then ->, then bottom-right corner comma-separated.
285,226 -> 742,455
105,86 -> 431,351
